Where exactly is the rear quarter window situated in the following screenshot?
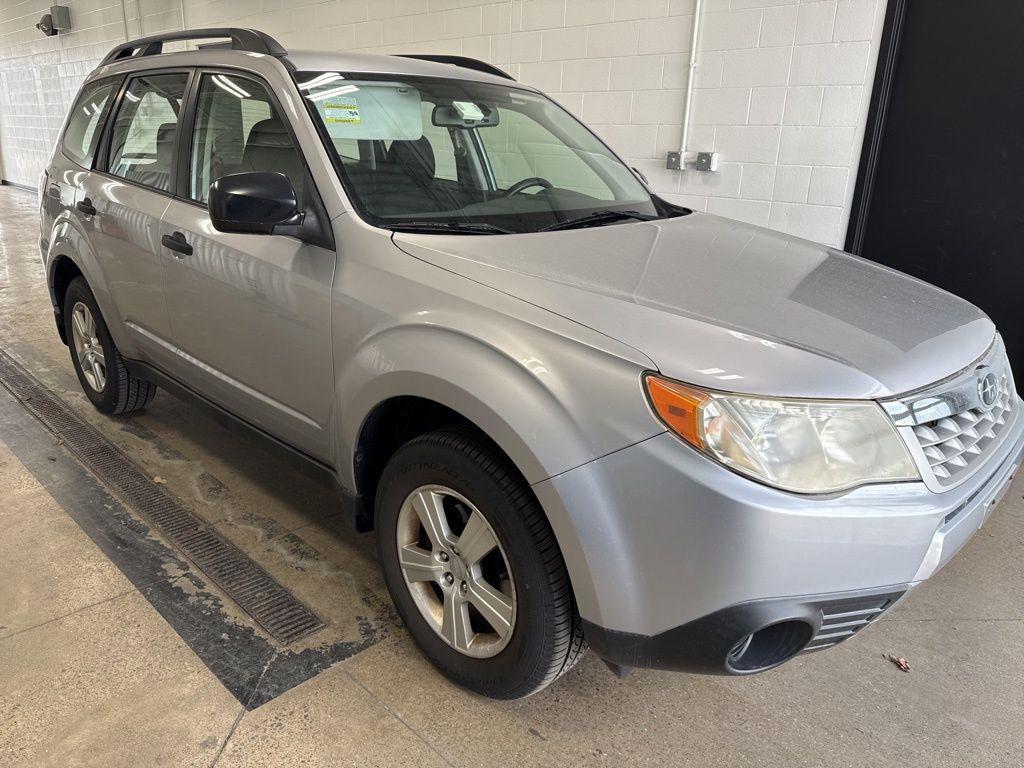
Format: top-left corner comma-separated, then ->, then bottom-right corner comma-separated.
61,77 -> 119,167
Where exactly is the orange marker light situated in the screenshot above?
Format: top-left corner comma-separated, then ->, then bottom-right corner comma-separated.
644,375 -> 711,448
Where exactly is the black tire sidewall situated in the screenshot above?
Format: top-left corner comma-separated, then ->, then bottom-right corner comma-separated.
64,278 -> 120,413
376,435 -> 561,698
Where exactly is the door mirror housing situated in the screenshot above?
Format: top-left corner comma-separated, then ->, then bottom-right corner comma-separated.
208,172 -> 303,235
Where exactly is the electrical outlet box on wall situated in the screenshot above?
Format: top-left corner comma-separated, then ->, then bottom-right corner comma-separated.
50,6 -> 72,33
665,151 -> 720,172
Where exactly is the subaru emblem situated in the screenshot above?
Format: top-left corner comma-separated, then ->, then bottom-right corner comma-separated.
977,370 -> 999,409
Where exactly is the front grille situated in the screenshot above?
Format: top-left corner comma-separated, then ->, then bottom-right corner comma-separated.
801,592 -> 902,654
883,337 -> 1019,491
912,370 -> 1015,485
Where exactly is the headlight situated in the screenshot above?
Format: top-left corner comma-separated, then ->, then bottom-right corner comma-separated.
644,374 -> 919,493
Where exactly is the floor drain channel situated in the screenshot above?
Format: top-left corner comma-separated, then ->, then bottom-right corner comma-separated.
0,348 -> 325,646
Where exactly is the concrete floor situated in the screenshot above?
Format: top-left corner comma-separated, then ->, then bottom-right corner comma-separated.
2,184 -> 1023,767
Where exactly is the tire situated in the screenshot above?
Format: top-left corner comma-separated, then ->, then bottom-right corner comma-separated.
375,429 -> 587,699
64,276 -> 156,415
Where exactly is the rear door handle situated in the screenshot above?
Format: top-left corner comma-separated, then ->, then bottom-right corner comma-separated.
47,183 -> 61,199
161,231 -> 193,257
75,198 -> 97,216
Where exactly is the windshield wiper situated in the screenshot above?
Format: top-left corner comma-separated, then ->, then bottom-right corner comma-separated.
386,220 -> 514,235
540,209 -> 657,232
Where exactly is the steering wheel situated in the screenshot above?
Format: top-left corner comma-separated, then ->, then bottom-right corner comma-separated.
503,177 -> 554,196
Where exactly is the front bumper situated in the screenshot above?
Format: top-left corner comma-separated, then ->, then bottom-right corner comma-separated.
583,585 -> 908,674
533,400 -> 1024,673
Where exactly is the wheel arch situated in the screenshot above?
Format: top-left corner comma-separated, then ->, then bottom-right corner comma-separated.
49,254 -> 85,344
337,324 -> 595,491
346,372 -> 556,511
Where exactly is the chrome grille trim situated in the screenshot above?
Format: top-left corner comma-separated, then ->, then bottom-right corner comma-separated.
883,336 -> 1019,492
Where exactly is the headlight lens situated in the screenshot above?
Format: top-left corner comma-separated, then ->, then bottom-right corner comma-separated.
645,375 -> 919,493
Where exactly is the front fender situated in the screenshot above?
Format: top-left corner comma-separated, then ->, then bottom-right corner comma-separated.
335,322 -> 661,490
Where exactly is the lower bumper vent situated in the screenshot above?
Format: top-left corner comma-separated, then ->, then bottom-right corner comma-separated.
801,591 -> 904,654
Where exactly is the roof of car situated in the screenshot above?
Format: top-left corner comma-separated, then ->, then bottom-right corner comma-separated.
286,50 -> 518,87
96,28 -> 520,88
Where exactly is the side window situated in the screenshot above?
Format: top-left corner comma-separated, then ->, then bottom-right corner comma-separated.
61,77 -> 119,167
106,72 -> 189,192
189,72 -> 304,205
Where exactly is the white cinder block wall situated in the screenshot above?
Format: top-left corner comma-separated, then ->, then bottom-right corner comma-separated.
0,0 -> 887,247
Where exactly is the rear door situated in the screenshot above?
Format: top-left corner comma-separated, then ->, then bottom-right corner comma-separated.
80,69 -> 192,366
158,69 -> 335,459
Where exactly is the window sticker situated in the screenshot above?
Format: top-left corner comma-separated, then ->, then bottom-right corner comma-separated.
309,82 -> 423,141
324,98 -> 361,125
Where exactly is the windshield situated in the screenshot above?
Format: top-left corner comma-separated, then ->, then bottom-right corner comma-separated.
298,71 -> 681,234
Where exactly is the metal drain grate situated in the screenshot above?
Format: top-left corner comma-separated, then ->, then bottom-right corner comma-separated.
0,347 -> 325,645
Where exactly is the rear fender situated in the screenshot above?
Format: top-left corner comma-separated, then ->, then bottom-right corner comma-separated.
45,207 -> 133,355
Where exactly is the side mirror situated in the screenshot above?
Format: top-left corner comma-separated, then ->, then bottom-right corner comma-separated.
208,172 -> 303,235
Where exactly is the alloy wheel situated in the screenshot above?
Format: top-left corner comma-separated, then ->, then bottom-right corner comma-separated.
70,301 -> 106,392
396,484 -> 516,658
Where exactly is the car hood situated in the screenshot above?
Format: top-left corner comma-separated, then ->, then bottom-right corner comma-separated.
393,213 -> 995,399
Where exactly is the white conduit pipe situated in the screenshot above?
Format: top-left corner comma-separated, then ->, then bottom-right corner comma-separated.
677,0 -> 705,166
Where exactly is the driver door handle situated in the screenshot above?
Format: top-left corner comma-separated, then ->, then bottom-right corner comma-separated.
75,198 -> 97,216
161,231 -> 193,257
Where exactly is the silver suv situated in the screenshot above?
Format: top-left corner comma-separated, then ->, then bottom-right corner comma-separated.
40,29 -> 1024,698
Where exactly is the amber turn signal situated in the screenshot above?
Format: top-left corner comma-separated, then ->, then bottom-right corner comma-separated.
644,375 -> 710,448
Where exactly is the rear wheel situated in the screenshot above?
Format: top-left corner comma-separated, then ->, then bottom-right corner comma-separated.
64,277 -> 156,415
376,429 -> 586,699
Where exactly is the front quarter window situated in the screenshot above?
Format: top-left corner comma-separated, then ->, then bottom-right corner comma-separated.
298,71 -> 677,233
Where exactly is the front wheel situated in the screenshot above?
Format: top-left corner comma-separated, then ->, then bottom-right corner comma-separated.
64,276 -> 156,415
375,429 -> 586,699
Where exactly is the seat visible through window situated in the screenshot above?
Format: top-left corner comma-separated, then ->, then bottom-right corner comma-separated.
190,73 -> 305,205
106,73 -> 189,193
240,118 -> 304,190
368,137 -> 445,215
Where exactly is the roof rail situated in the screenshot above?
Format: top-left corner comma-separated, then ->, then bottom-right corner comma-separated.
100,28 -> 287,66
395,54 -> 515,81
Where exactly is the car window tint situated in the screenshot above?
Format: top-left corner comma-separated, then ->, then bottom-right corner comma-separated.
190,72 -> 304,205
107,72 -> 189,193
61,77 -> 119,167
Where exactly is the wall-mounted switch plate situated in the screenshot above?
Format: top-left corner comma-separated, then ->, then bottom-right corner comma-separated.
695,152 -> 720,172
666,150 -> 719,172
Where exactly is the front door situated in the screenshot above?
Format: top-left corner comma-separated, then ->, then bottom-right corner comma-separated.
159,70 -> 335,459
